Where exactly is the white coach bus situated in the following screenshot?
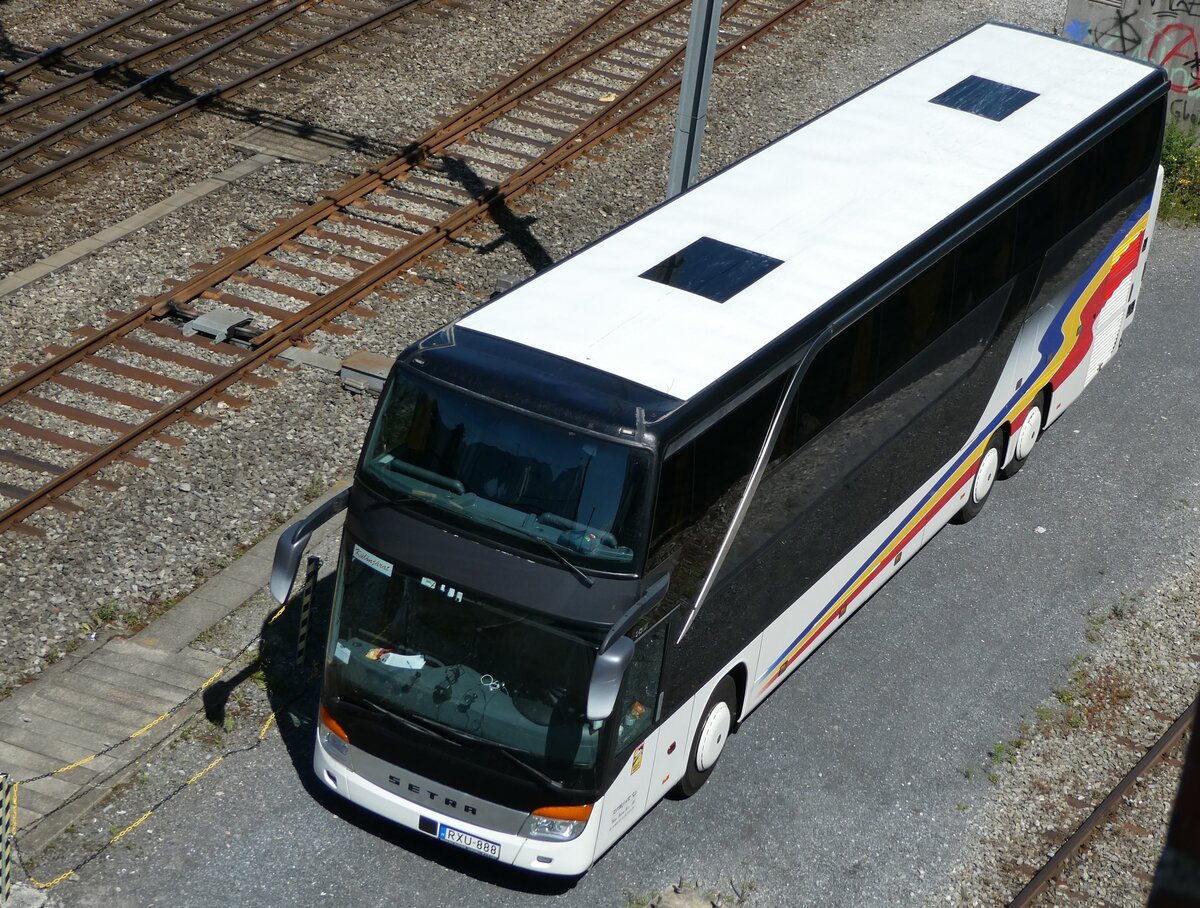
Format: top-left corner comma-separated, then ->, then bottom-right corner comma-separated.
271,23 -> 1167,875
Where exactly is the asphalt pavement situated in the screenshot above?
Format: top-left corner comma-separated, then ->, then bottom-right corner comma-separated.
7,218 -> 1195,908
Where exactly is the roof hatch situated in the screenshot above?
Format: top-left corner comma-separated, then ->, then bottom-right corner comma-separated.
931,75 -> 1038,121
640,236 -> 783,303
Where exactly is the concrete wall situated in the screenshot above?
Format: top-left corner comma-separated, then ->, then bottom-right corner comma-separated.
1064,0 -> 1200,128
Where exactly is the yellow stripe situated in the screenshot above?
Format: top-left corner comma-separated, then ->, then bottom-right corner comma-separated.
258,712 -> 277,742
129,711 -> 171,739
187,756 -> 224,786
109,808 -> 154,844
52,754 -> 97,775
28,869 -> 75,889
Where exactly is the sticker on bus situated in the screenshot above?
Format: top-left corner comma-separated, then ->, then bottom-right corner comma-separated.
352,544 -> 393,577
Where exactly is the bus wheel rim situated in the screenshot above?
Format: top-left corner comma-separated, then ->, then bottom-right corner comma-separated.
1016,406 -> 1041,461
974,447 -> 999,503
696,702 -> 732,772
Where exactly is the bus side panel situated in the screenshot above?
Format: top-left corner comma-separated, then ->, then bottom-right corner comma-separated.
714,291 -> 1028,713
746,188 -> 1159,708
1124,166 -> 1164,333
593,727 -> 660,858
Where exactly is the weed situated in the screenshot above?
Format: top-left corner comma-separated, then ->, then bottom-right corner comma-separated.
990,742 -> 1015,764
1034,705 -> 1054,723
1066,709 -> 1084,729
956,802 -> 969,812
223,715 -> 234,733
1161,118 -> 1200,223
95,600 -> 119,623
304,475 -> 326,499
962,766 -> 974,781
1055,689 -> 1076,707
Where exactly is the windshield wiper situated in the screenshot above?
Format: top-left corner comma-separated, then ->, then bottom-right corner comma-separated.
342,696 -> 462,748
415,712 -> 568,794
342,697 -> 568,793
493,745 -> 565,793
532,535 -> 594,588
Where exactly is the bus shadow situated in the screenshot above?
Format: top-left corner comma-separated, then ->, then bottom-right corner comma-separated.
244,570 -> 579,895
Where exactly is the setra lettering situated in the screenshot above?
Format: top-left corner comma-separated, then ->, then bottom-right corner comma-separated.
391,778 -> 478,815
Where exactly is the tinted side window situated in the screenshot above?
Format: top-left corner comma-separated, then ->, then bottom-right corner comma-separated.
613,622 -> 667,757
648,376 -> 786,574
1017,98 -> 1162,266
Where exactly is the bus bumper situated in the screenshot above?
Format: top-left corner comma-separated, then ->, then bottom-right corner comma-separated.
312,731 -> 601,875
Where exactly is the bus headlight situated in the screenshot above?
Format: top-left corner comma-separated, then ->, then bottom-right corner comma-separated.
319,703 -> 351,760
520,804 -> 593,842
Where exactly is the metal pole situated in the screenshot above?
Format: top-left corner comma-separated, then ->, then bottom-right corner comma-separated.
666,0 -> 723,198
295,555 -> 320,666
0,772 -> 14,904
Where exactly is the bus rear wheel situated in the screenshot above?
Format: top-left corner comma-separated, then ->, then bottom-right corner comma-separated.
953,432 -> 1003,524
1000,395 -> 1044,479
676,676 -> 737,798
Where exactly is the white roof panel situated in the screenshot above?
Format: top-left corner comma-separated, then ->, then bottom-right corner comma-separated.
459,24 -> 1157,400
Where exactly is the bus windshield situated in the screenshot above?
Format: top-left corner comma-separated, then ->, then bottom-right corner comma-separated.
325,539 -> 604,787
359,372 -> 650,572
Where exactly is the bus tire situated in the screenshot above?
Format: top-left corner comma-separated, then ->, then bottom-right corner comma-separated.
1000,394 -> 1044,479
676,676 -> 737,798
953,432 -> 1003,524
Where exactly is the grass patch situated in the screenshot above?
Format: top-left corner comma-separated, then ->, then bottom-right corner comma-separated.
1161,118 -> 1200,223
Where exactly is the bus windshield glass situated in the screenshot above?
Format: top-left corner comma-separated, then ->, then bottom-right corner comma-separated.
360,372 -> 650,572
326,539 -> 604,787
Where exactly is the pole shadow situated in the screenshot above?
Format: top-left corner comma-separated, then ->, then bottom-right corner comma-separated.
437,153 -> 555,274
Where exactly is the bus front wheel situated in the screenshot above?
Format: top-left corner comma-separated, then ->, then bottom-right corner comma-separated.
953,432 -> 1003,524
676,676 -> 737,798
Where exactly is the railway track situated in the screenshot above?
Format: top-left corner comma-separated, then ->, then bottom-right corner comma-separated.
0,0 -> 430,201
0,0 -> 815,536
1007,694 -> 1198,907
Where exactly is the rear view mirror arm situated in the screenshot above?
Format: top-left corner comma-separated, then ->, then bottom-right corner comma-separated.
269,488 -> 350,604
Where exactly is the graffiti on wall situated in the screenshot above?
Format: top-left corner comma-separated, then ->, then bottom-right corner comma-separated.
1064,0 -> 1200,127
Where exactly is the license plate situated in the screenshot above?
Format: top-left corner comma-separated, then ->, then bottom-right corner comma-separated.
438,823 -> 501,860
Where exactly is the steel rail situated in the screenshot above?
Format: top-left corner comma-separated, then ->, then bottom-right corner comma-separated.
0,0 -> 319,172
0,0 -> 178,82
0,0 -> 631,410
1007,695 -> 1199,908
0,0 -> 812,532
150,0 -> 687,307
0,0 -> 421,201
245,0 -> 804,351
0,0 -> 287,122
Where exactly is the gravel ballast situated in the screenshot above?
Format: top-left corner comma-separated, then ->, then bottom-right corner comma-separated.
0,0 -> 1195,905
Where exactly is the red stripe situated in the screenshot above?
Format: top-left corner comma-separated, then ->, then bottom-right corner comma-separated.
1052,233 -> 1143,389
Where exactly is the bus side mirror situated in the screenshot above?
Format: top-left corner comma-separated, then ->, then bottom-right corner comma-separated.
270,488 -> 351,604
586,637 -> 634,722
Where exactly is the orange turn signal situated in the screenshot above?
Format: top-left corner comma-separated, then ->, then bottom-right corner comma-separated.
532,804 -> 593,822
319,703 -> 350,743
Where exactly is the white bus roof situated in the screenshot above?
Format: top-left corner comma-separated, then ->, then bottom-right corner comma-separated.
458,23 -> 1158,402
